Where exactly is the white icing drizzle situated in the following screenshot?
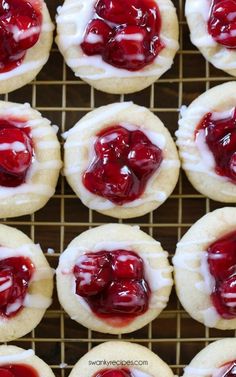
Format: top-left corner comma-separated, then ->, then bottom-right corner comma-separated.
0,349 -> 35,364
0,183 -> 55,199
57,0 -> 178,79
0,141 -> 26,152
149,294 -> 169,309
184,365 -> 217,376
195,130 -> 216,170
0,244 -> 33,260
23,294 -> 52,309
131,369 -> 152,377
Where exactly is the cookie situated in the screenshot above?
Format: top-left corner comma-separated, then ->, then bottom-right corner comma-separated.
64,102 -> 180,219
0,224 -> 53,342
56,224 -> 173,334
56,0 -> 179,94
0,100 -> 62,219
0,0 -> 54,94
184,338 -> 236,377
176,82 -> 236,202
0,345 -> 55,377
173,207 -> 236,330
185,0 -> 236,76
68,341 -> 174,377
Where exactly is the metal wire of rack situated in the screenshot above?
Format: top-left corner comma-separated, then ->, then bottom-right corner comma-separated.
1,0 -> 235,376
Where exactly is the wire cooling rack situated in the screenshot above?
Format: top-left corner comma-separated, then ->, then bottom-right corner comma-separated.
1,0 -> 236,376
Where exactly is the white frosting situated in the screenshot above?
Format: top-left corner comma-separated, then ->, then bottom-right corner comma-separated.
57,0 -> 178,79
0,349 -> 35,364
200,306 -> 221,327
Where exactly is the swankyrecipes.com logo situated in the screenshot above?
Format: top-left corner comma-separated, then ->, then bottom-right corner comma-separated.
89,359 -> 149,367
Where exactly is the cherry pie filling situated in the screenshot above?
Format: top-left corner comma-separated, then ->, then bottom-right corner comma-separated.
0,0 -> 42,73
0,364 -> 39,377
83,125 -> 163,205
73,249 -> 150,326
208,0 -> 236,48
94,369 -> 132,377
0,256 -> 35,318
196,109 -> 236,182
81,0 -> 164,71
0,118 -> 33,187
207,230 -> 236,319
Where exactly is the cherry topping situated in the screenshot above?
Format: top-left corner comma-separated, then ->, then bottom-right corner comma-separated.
73,249 -> 150,325
83,125 -> 163,205
0,0 -> 42,73
196,109 -> 236,183
0,256 -> 34,318
94,369 -> 132,377
208,0 -> 236,49
0,118 -> 33,187
81,19 -> 112,56
74,251 -> 111,297
81,0 -> 164,71
208,230 -> 236,319
0,364 -> 39,377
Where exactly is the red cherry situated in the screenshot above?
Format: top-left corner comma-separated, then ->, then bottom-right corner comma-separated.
103,25 -> 148,71
98,280 -> 149,314
0,127 -> 32,175
0,369 -> 14,377
95,369 -> 132,377
0,0 -> 42,73
0,257 -> 34,318
208,0 -> 236,48
111,250 -> 143,280
95,126 -> 130,160
197,109 -> 236,182
84,161 -> 138,204
128,143 -> 163,177
74,252 -> 111,297
95,0 -> 142,25
81,19 -> 112,56
208,232 -> 236,281
0,365 -> 38,377
220,275 -> 236,307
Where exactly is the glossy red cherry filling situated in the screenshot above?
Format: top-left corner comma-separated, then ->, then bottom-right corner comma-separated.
196,109 -> 236,182
0,118 -> 33,187
74,250 -> 150,325
81,0 -> 164,71
208,0 -> 236,48
83,125 -> 163,205
0,0 -> 42,73
208,230 -> 236,319
0,256 -> 35,318
94,369 -> 132,377
0,364 -> 39,377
